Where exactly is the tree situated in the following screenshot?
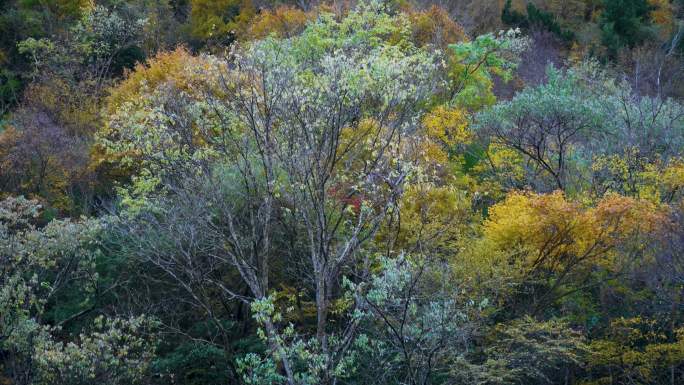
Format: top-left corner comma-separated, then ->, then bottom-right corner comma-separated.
188,0 -> 255,46
243,5 -> 312,40
601,0 -> 653,57
458,190 -> 665,315
93,46 -> 223,197
587,317 -> 684,385
0,0 -> 87,113
0,105 -> 91,213
0,3 -> 149,214
604,81 -> 684,159
502,0 -> 575,42
405,5 -> 467,49
455,317 -> 590,385
447,28 -> 529,110
476,65 -> 606,191
102,2 -> 443,383
381,183 -> 474,260
354,255 -> 479,385
0,196 -> 157,385
17,4 -> 147,99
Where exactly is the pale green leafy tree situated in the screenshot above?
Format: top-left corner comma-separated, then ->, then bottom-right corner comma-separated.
475,64 -> 610,192
238,255 -> 478,385
475,61 -> 684,193
353,255 -> 480,385
18,4 -> 147,94
0,196 -> 157,385
98,2 -> 542,384
448,28 -> 530,110
103,2 -> 442,384
187,3 -> 441,383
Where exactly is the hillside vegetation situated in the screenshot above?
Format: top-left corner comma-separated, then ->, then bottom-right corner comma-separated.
1,1 -> 683,384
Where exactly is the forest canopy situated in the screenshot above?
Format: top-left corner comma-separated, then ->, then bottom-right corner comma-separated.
1,0 -> 683,384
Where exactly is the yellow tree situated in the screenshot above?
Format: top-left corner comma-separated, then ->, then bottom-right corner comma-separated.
458,190 -> 665,313
404,5 -> 467,49
418,105 -> 471,167
376,183 -> 474,261
92,47 -> 224,201
188,0 -> 255,43
592,149 -> 684,204
588,317 -> 684,385
648,0 -> 676,38
244,5 -> 313,40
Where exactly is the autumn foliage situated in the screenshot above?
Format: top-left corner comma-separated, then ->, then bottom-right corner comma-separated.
0,1 -> 683,384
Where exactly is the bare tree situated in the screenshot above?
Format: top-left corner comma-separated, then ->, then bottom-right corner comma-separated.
619,25 -> 684,100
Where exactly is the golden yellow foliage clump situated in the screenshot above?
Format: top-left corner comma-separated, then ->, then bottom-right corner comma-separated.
419,105 -> 471,166
477,143 -> 526,190
385,183 -> 474,258
93,47 -> 223,181
189,0 -> 256,41
659,161 -> 684,198
404,5 -> 467,48
105,47 -> 218,115
245,6 -> 314,40
648,0 -> 676,38
592,149 -> 684,204
483,191 -> 662,268
639,159 -> 684,203
457,190 -> 666,304
423,106 -> 471,147
587,317 -> 684,385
